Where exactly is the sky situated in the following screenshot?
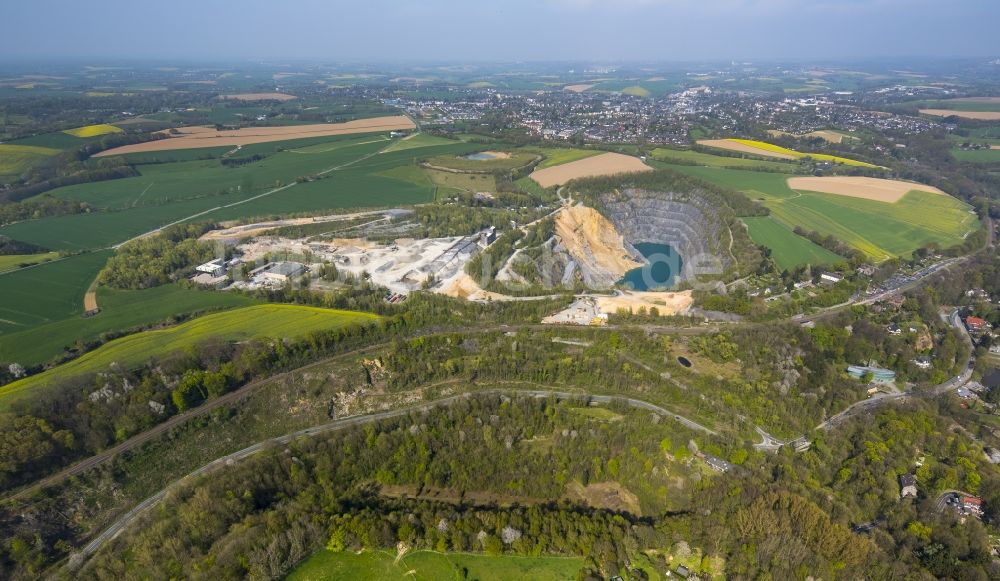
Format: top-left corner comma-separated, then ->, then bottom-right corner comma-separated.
1,0 -> 998,62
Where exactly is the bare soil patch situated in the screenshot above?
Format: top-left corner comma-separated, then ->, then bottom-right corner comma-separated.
529,152 -> 651,188
219,92 -> 297,101
565,481 -> 642,515
94,116 -> 415,156
697,139 -> 797,160
595,290 -> 694,316
440,273 -> 511,302
787,176 -> 945,203
564,84 -> 595,93
920,109 -> 1000,121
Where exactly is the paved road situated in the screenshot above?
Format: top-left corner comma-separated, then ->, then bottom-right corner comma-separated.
814,309 -> 974,433
71,387 -> 712,568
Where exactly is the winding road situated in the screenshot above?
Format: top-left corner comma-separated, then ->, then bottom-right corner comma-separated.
71,387 -> 712,567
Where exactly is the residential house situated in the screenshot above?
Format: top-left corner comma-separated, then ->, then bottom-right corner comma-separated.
964,316 -> 989,332
899,474 -> 917,499
961,495 -> 984,517
912,356 -> 932,370
887,323 -> 902,336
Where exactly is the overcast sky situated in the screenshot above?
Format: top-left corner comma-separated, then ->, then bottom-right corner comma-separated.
1,0 -> 998,62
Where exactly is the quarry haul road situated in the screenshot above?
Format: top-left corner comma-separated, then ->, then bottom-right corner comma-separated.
72,387 -> 710,567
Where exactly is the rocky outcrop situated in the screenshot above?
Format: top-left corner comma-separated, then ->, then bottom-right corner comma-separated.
553,204 -> 642,288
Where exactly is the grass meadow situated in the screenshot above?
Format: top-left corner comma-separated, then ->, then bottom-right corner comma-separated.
0,252 -> 61,274
0,132 -> 478,251
527,147 -> 602,169
287,549 -> 585,581
0,250 -> 111,333
0,130 -> 482,365
650,148 -> 797,171
953,148 -> 1000,164
667,165 -> 978,261
0,143 -> 59,180
0,283 -> 257,367
742,216 -> 843,270
0,304 -> 378,408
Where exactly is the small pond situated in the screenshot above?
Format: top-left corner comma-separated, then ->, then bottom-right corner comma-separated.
464,152 -> 500,161
619,243 -> 683,290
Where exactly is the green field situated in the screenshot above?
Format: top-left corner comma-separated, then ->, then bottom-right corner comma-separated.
0,252 -> 61,274
0,132 -> 479,252
666,165 -> 978,261
742,216 -> 843,270
288,550 -> 585,581
0,130 -> 483,362
909,99 -> 1000,113
382,132 -> 458,153
527,147 -> 602,169
0,250 -> 111,333
953,148 -> 1000,163
622,86 -> 651,97
0,284 -> 257,367
0,304 -> 378,407
650,148 -> 797,171
0,143 -> 59,180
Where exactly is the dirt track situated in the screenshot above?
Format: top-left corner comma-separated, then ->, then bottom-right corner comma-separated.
529,152 -> 651,188
787,176 -> 945,203
94,116 -> 415,156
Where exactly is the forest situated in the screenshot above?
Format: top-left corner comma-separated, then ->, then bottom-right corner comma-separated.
65,394 -> 1000,581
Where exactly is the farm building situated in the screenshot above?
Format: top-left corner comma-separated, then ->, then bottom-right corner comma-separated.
899,474 -> 917,499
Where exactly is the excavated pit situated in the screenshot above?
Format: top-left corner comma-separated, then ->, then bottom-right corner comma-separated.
602,188 -> 730,285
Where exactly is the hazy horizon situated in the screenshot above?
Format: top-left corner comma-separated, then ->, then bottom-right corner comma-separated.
2,0 -> 998,63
